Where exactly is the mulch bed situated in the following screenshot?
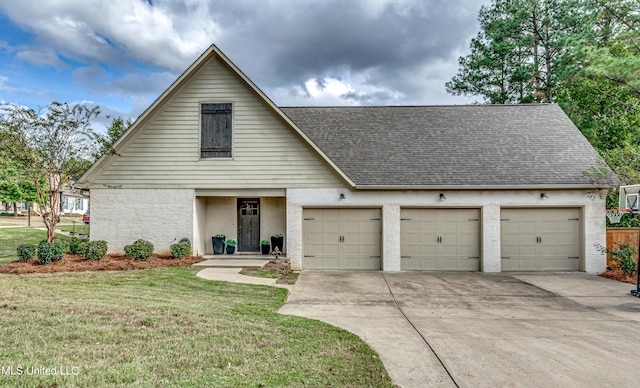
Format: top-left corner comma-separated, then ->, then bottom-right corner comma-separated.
600,268 -> 638,284
0,254 -> 205,275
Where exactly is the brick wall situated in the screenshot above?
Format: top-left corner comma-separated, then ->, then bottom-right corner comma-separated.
90,188 -> 194,253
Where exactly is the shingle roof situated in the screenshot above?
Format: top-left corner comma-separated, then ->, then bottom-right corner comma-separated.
280,104 -> 617,187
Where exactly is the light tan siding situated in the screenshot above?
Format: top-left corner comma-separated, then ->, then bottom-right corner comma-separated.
89,56 -> 343,188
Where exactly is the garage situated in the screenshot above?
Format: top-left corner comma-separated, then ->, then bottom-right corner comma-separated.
400,208 -> 481,271
302,208 -> 381,270
501,208 -> 581,271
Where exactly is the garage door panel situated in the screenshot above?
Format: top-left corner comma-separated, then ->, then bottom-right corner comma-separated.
501,208 -> 580,272
401,208 -> 480,271
402,257 -> 437,271
303,208 -> 381,270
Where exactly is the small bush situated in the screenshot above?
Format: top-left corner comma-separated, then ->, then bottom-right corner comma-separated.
16,244 -> 37,262
37,240 -> 67,265
84,240 -> 108,261
608,242 -> 637,277
170,242 -> 191,259
77,241 -> 89,256
124,239 -> 154,261
68,237 -> 88,254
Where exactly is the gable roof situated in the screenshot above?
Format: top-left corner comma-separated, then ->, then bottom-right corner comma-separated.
78,44 -> 354,188
281,104 -> 618,189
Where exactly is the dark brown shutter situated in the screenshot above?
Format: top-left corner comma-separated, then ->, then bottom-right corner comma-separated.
201,103 -> 232,158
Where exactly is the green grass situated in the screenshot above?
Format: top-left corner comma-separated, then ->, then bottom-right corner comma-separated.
0,228 -> 72,265
240,267 -> 280,279
0,268 -> 392,387
57,223 -> 89,236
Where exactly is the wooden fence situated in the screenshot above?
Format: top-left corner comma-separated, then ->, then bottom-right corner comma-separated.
606,228 -> 639,266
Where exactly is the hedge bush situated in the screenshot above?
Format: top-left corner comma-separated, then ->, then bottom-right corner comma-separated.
124,239 -> 154,261
84,240 -> 108,261
37,240 -> 67,265
17,244 -> 37,262
170,242 -> 191,259
68,236 -> 88,254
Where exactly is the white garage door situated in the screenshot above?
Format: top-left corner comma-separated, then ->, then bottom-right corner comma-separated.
400,208 -> 481,271
303,208 -> 381,270
501,208 -> 581,271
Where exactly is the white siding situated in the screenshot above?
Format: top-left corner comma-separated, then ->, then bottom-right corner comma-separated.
90,57 -> 343,189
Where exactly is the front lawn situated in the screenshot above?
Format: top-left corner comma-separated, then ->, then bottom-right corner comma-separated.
0,268 -> 392,387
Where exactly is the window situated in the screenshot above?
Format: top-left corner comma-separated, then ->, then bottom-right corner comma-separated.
75,198 -> 84,211
201,103 -> 232,158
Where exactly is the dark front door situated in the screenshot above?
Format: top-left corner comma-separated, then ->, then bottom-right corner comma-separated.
238,198 -> 260,252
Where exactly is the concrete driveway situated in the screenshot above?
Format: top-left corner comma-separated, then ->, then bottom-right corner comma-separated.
279,272 -> 640,387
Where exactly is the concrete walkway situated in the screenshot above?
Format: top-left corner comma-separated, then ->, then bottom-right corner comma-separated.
194,259 -> 294,291
278,271 -> 640,388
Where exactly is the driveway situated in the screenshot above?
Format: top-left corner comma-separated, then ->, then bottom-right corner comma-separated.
279,272 -> 640,387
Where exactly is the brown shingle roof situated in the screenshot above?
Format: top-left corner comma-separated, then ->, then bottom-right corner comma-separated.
280,104 -> 617,187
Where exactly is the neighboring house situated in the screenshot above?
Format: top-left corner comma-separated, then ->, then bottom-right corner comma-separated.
78,44 -> 618,274
60,185 -> 89,215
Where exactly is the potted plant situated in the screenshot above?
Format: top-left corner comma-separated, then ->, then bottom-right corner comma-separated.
260,240 -> 270,254
271,233 -> 284,252
212,234 -> 226,255
225,239 -> 237,254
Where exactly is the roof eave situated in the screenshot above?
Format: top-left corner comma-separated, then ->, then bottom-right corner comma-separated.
353,184 -> 614,190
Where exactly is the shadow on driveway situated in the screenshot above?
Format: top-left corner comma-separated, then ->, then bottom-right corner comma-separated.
279,271 -> 640,388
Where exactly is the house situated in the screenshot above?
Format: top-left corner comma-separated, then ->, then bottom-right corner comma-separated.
60,185 -> 89,215
78,44 -> 617,273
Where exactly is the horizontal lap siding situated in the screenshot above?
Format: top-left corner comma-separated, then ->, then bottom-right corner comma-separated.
93,57 -> 343,188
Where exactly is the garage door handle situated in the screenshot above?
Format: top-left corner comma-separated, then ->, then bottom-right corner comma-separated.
568,256 -> 579,259
502,257 -> 511,259
304,255 -> 315,258
468,257 -> 479,259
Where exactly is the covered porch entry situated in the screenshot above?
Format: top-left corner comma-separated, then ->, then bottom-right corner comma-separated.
194,190 -> 286,255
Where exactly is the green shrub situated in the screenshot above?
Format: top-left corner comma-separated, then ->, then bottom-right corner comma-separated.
84,240 -> 108,261
124,239 -> 154,261
77,241 -> 89,256
37,240 -> 67,265
68,236 -> 88,254
608,242 -> 638,277
170,242 -> 191,259
16,244 -> 37,262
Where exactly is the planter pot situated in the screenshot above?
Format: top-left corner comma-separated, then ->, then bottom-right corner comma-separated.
212,236 -> 225,255
270,236 -> 284,252
261,244 -> 270,254
226,245 -> 236,254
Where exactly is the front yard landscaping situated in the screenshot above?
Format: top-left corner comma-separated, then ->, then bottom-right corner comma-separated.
0,226 -> 392,386
0,268 -> 392,387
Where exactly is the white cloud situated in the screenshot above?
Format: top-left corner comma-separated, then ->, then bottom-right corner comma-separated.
0,0 -> 491,110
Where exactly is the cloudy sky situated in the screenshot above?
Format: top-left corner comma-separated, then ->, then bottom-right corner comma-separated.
0,0 -> 489,129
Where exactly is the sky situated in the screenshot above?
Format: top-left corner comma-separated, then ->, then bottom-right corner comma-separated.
0,0 -> 490,131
